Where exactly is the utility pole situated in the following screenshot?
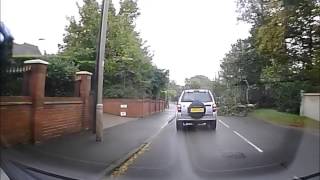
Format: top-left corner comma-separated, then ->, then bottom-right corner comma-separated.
95,0 -> 109,142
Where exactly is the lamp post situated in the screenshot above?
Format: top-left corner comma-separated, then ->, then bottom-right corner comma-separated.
95,0 -> 109,142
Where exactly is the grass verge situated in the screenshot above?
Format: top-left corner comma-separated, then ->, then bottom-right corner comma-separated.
249,109 -> 320,130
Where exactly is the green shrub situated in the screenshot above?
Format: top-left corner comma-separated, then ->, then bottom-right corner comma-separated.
45,58 -> 79,96
272,81 -> 314,114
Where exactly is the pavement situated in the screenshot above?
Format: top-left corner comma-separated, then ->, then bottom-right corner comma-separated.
0,105 -> 177,180
109,116 -> 320,180
102,114 -> 139,129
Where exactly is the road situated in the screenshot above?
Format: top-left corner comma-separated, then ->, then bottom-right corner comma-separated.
109,115 -> 320,180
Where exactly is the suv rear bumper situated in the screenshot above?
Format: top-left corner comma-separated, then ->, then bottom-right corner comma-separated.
177,119 -> 216,125
176,114 -> 217,122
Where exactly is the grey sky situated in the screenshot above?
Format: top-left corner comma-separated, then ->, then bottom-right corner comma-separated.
1,0 -> 251,85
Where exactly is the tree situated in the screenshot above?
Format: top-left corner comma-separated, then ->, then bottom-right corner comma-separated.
184,75 -> 212,90
220,37 -> 268,104
150,69 -> 169,99
59,0 -> 169,98
59,0 -> 102,72
167,80 -> 183,101
232,0 -> 320,113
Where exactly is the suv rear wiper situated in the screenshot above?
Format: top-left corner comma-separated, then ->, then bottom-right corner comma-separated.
293,172 -> 320,180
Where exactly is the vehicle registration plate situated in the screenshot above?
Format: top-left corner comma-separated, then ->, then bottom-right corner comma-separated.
190,108 -> 204,113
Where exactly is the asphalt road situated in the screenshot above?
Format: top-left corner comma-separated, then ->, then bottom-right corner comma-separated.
109,116 -> 320,180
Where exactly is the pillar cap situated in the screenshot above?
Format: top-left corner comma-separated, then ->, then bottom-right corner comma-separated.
24,59 -> 49,65
76,71 -> 92,76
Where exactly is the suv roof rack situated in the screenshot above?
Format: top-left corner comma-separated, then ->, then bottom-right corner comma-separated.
185,89 -> 208,93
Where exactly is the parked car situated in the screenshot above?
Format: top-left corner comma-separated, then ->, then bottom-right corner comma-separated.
176,89 -> 217,130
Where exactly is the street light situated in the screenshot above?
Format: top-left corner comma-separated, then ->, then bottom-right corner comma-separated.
94,0 -> 109,142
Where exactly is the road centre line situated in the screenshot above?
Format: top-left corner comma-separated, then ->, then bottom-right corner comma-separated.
218,120 -> 230,128
233,130 -> 264,153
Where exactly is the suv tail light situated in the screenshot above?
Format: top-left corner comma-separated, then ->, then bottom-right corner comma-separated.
212,104 -> 217,112
177,104 -> 181,112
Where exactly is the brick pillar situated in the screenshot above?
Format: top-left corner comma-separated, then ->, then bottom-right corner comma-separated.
75,71 -> 92,130
141,99 -> 144,118
161,101 -> 164,112
148,99 -> 151,116
24,59 -> 49,144
157,99 -> 159,112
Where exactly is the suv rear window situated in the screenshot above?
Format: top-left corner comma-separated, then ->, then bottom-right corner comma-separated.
181,91 -> 213,102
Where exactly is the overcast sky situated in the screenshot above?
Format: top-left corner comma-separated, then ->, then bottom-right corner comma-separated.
1,0 -> 251,85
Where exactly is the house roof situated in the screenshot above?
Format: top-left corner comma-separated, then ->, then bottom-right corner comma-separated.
12,43 -> 41,57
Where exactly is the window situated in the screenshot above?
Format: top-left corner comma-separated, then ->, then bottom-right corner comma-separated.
181,91 -> 212,102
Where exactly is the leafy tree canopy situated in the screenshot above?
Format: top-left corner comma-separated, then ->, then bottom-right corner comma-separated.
219,0 -> 320,113
59,0 -> 169,98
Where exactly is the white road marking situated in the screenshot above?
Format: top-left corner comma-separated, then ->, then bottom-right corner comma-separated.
233,130 -> 264,153
160,123 -> 167,129
218,120 -> 230,128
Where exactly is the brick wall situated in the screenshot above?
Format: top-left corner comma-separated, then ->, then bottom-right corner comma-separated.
0,96 -> 33,146
39,97 -> 84,141
0,60 -> 93,146
0,96 -> 92,146
142,100 -> 150,117
103,98 -> 166,117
